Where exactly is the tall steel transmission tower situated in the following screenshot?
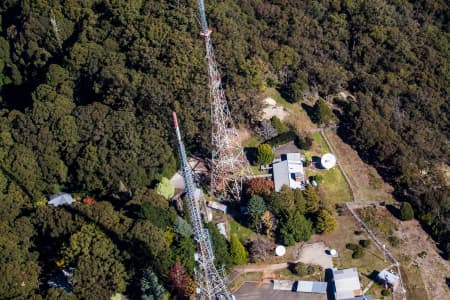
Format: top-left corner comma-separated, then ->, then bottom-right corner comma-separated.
173,112 -> 233,300
197,0 -> 251,201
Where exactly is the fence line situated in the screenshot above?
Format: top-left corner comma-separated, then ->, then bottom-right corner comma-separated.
345,203 -> 406,300
320,130 -> 356,201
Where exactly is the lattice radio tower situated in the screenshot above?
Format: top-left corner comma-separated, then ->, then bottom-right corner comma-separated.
173,112 -> 233,300
197,0 -> 251,201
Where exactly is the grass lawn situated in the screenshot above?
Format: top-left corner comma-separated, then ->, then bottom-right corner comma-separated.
264,87 -> 294,109
244,135 -> 261,148
315,212 -> 391,289
311,132 -> 331,154
303,133 -> 352,203
229,219 -> 255,243
249,165 -> 269,175
400,264 -> 428,300
307,167 -> 352,203
367,282 -> 393,300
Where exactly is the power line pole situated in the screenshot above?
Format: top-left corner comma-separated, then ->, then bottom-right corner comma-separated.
173,112 -> 233,300
197,0 -> 251,201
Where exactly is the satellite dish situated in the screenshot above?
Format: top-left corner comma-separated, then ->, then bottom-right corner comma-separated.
275,245 -> 286,256
321,153 -> 336,169
330,249 -> 337,256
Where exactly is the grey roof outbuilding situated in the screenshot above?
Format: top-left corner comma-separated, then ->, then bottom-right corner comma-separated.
48,193 -> 75,207
296,281 -> 328,294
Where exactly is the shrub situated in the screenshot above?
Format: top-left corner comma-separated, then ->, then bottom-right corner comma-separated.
314,175 -> 324,184
246,178 -> 274,197
307,264 -> 323,275
296,134 -> 313,150
400,202 -> 414,221
417,251 -> 427,258
352,247 -> 364,259
346,243 -> 364,259
381,289 -> 390,296
312,98 -> 334,125
270,116 -> 288,133
354,230 -> 363,235
346,243 -> 359,251
293,262 -> 308,276
257,144 -> 275,165
266,131 -> 298,147
315,209 -> 338,233
359,239 -> 371,248
155,177 -> 175,199
388,236 -> 401,247
230,234 -> 248,265
303,155 -> 312,167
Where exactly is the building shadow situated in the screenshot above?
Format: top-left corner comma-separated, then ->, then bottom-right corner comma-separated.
324,268 -> 336,300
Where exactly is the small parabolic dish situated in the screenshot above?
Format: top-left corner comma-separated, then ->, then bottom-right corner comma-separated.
275,245 -> 286,256
321,153 -> 336,169
330,249 -> 337,256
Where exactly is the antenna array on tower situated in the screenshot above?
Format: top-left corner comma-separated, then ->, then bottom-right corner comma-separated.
197,0 -> 252,201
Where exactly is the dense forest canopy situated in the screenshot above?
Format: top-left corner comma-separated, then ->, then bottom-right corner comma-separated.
0,0 -> 448,298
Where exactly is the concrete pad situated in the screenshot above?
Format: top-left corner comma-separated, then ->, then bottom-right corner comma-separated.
297,242 -> 333,269
234,282 -> 326,300
262,97 -> 289,120
170,172 -> 185,190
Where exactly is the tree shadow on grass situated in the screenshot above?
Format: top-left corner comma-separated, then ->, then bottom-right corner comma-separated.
386,204 -> 401,220
301,102 -> 316,123
244,147 -> 257,165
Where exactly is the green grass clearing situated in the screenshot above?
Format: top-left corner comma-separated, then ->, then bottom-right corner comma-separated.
367,282 -> 393,300
244,135 -> 262,148
307,167 -> 352,203
311,132 -> 331,154
230,219 -> 255,243
303,133 -> 351,203
249,165 -> 269,175
264,87 -> 294,109
401,264 -> 429,300
329,214 -> 392,289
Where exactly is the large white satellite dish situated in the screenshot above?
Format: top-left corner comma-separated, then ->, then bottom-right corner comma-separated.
275,245 -> 286,256
321,153 -> 336,169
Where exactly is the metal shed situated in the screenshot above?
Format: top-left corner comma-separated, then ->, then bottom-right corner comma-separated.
296,281 -> 328,294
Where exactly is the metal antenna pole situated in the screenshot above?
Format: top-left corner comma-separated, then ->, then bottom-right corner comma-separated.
173,112 -> 233,300
197,0 -> 252,201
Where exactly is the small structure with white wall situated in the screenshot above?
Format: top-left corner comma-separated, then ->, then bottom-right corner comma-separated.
332,268 -> 363,300
295,281 -> 327,294
377,269 -> 400,289
272,153 -> 305,192
216,222 -> 227,238
48,193 -> 75,207
207,201 -> 227,214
